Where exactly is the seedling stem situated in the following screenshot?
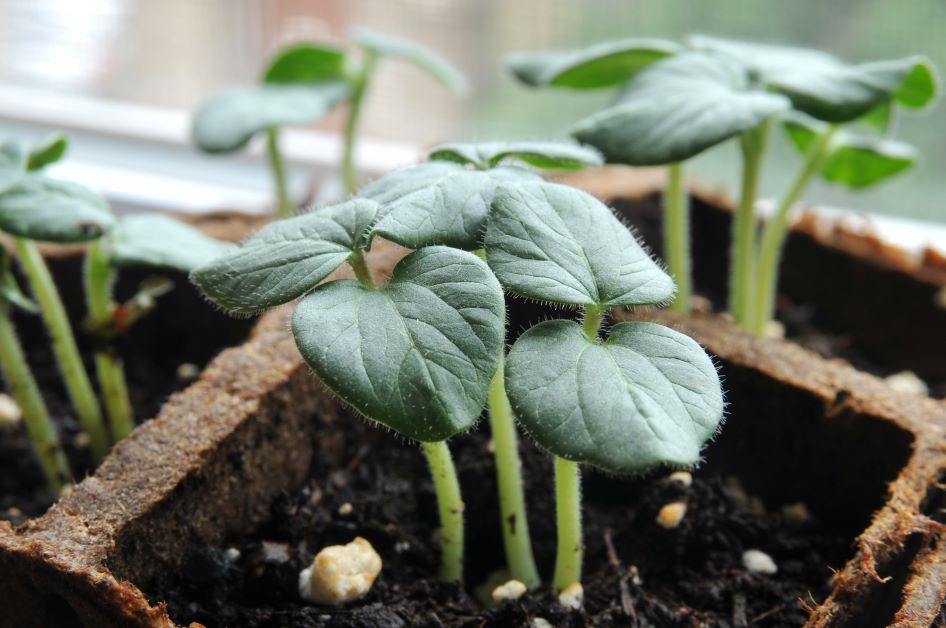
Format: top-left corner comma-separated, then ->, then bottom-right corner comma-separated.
582,306 -> 604,341
488,357 -> 540,589
15,238 -> 108,460
553,456 -> 582,592
664,162 -> 690,312
348,249 -> 375,288
342,52 -> 379,195
266,128 -> 294,218
422,439 -> 465,583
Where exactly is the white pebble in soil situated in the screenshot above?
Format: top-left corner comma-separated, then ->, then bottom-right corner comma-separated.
299,536 -> 383,605
742,549 -> 778,575
884,370 -> 929,396
531,619 -> 553,628
0,393 -> 22,427
491,579 -> 527,604
668,470 -> 693,488
656,501 -> 687,529
558,582 -> 584,610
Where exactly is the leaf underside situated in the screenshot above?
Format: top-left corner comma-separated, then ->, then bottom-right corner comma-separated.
190,198 -> 379,313
0,140 -> 27,193
0,175 -> 114,242
571,52 -> 790,165
110,214 -> 237,272
350,26 -> 467,93
505,320 -> 724,474
292,246 -> 504,442
484,180 -> 675,308
429,140 -> 603,171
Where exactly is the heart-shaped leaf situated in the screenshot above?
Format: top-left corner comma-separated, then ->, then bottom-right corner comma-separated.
507,38 -> 681,89
360,161 -> 541,250
263,43 -> 348,84
0,140 -> 27,192
351,26 -> 467,93
690,35 -> 937,122
191,198 -> 379,313
571,52 -> 790,165
26,135 -> 68,171
484,180 -> 675,308
292,246 -> 504,442
505,320 -> 724,474
785,115 -> 917,188
108,214 -> 237,272
0,175 -> 114,242
192,83 -> 352,153
429,141 -> 603,171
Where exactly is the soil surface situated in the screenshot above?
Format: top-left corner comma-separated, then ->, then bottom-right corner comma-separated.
155,401 -> 851,627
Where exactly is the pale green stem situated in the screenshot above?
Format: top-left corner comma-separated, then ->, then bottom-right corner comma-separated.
15,238 -> 108,461
422,440 -> 465,583
267,128 -> 294,218
488,357 -> 540,589
582,306 -> 604,341
728,121 -> 770,328
341,52 -> 379,195
348,249 -> 375,288
664,162 -> 691,313
0,303 -> 70,494
752,126 -> 838,334
553,456 -> 582,591
85,241 -> 134,441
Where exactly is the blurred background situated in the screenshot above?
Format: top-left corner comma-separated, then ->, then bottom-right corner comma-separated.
0,0 -> 942,222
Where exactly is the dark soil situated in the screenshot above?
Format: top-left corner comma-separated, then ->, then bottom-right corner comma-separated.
155,398 -> 851,627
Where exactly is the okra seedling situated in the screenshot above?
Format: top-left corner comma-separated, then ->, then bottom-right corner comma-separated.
358,140 -> 602,589
191,199 -> 505,583
483,180 -> 724,592
193,26 -> 465,215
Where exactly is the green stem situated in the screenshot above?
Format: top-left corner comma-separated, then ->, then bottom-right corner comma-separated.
341,52 -> 379,195
664,162 -> 691,313
85,241 -> 134,440
728,121 -> 770,328
267,128 -> 294,218
422,440 -> 465,583
553,456 -> 582,591
0,303 -> 71,495
348,249 -> 375,288
581,306 -> 604,341
488,357 -> 540,589
752,126 -> 838,334
15,238 -> 108,461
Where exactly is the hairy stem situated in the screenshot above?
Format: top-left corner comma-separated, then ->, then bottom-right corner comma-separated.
752,126 -> 838,334
348,249 -> 375,288
267,128 -> 294,218
664,162 -> 691,313
15,238 -> 108,461
341,52 -> 379,195
553,456 -> 582,591
85,241 -> 135,441
488,357 -> 540,589
422,440 -> 465,583
581,306 -> 604,341
728,121 -> 770,327
0,303 -> 71,494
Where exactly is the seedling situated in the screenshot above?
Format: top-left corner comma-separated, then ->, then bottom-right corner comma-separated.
483,180 -> 724,591
358,140 -> 602,589
192,199 -> 506,583
193,26 -> 466,216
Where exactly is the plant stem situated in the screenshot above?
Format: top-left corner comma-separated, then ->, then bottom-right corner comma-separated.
752,126 -> 838,334
341,52 -> 379,195
348,249 -> 375,288
581,306 -> 604,341
267,128 -> 294,218
728,121 -> 770,328
488,357 -> 540,589
85,241 -> 135,441
0,303 -> 70,494
422,440 -> 465,583
663,162 -> 691,313
15,238 -> 108,461
553,456 -> 582,591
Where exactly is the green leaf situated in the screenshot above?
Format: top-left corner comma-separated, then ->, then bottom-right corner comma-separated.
292,246 -> 504,442
108,214 -> 237,273
429,141 -> 603,171
691,36 -> 937,122
507,38 -> 681,89
571,52 -> 790,165
484,180 -> 674,308
360,161 -> 541,250
351,26 -> 467,93
263,43 -> 348,84
0,140 -> 27,192
859,101 -> 892,132
784,115 -> 917,188
505,320 -> 724,474
191,198 -> 379,313
0,175 -> 114,242
26,135 -> 68,171
192,83 -> 352,153
0,249 -> 36,313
